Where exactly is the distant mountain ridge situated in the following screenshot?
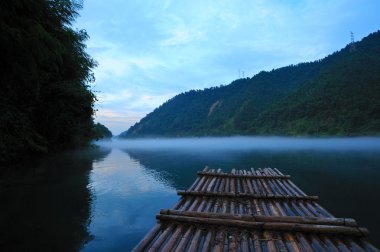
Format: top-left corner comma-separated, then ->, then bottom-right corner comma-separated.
120,31 -> 380,137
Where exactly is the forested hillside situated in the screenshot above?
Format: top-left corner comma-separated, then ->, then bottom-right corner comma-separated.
0,1 -> 107,163
121,31 -> 380,137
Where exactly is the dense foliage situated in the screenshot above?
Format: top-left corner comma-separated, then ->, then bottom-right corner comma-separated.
0,0 -> 98,162
93,123 -> 113,139
121,31 -> 380,137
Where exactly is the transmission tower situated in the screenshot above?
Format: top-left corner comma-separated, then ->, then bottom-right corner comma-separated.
350,31 -> 356,52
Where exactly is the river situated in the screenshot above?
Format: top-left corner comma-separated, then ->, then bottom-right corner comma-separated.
1,137 -> 380,251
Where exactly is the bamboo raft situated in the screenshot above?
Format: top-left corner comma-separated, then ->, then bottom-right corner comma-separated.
133,167 -> 379,251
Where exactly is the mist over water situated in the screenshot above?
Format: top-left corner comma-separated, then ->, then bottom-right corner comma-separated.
98,136 -> 380,152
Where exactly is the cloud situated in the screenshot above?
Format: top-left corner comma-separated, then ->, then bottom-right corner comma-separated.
76,0 -> 380,134
95,91 -> 177,134
95,108 -> 145,135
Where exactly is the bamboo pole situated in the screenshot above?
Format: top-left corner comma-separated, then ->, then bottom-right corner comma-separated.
147,224 -> 175,252
333,237 -> 352,252
284,232 -> 302,252
273,232 -> 287,252
254,172 -> 269,195
256,170 -> 273,195
280,179 -> 300,196
283,201 -> 296,216
263,231 -> 277,252
287,180 -> 307,196
267,178 -> 281,195
201,229 -> 214,252
241,232 -> 249,252
290,201 -> 306,216
194,175 -> 207,192
362,239 -> 380,252
132,224 -> 162,252
174,226 -> 194,252
320,235 -> 340,252
268,199 -> 280,216
205,198 -> 214,213
274,168 -> 284,175
187,228 -> 202,252
160,225 -> 184,251
274,201 -> 287,216
297,201 -> 315,217
188,197 -> 200,211
253,199 -> 262,216
260,199 -> 271,216
250,174 -> 262,195
252,231 -> 263,252
207,176 -> 217,192
273,178 -> 292,196
230,198 -> 236,214
197,171 -> 291,179
213,230 -> 225,252
230,177 -> 236,194
200,169 -> 214,191
196,196 -> 207,212
311,202 -> 333,218
172,198 -> 185,210
177,190 -> 319,201
156,214 -> 369,237
181,197 -> 194,211
225,177 -> 230,192
217,177 -> 225,192
295,232 -> 314,252
244,172 -> 254,194
228,231 -> 238,252
309,234 -> 328,251
222,198 -> 228,214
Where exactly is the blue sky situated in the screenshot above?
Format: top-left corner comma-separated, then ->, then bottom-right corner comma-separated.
75,0 -> 380,135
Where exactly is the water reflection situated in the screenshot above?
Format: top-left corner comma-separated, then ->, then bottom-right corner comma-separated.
81,149 -> 177,252
0,147 -> 110,251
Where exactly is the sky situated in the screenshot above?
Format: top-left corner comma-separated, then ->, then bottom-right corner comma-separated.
75,0 -> 380,135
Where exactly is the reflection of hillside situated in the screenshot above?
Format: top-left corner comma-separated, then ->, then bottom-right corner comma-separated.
0,147 -> 111,251
124,149 -> 202,189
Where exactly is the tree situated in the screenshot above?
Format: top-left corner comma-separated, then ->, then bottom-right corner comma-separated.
0,0 -> 97,163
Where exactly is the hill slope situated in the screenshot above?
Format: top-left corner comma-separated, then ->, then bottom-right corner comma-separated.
120,31 -> 380,137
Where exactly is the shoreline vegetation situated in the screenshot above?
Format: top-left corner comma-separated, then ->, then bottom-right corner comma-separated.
0,1 -> 111,164
120,31 -> 380,138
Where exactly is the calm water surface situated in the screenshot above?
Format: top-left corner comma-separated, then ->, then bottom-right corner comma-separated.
1,137 -> 380,251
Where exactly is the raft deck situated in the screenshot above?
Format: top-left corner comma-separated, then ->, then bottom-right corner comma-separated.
133,167 -> 379,251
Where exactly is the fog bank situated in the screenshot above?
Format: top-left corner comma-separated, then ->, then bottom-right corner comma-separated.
95,137 -> 380,152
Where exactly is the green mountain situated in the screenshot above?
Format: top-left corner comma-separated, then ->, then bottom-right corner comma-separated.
120,31 -> 380,138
